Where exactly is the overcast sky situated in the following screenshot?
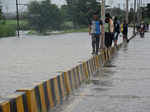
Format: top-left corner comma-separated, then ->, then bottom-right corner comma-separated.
1,0 -> 150,13
1,0 -> 66,12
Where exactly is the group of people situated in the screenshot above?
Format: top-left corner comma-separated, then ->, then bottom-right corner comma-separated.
136,22 -> 149,33
88,12 -> 129,55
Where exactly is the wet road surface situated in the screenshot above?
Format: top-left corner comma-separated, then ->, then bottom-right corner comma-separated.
0,29 -> 133,99
0,33 -> 92,98
55,32 -> 150,112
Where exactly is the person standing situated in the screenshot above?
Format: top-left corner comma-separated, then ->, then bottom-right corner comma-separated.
88,12 -> 103,55
147,23 -> 149,32
114,17 -> 120,47
104,13 -> 114,48
122,20 -> 129,42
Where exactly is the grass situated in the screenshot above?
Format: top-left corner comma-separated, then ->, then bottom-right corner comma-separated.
0,19 -> 29,37
5,20 -> 29,30
0,24 -> 16,37
4,20 -> 28,26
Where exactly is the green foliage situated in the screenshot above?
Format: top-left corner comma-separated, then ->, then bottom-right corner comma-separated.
147,4 -> 150,17
143,18 -> 150,24
27,0 -> 63,33
128,8 -> 134,24
60,5 -> 72,22
3,20 -> 29,30
0,24 -> 16,37
0,8 -> 2,20
0,20 -> 29,37
141,4 -> 150,21
65,0 -> 101,28
26,0 -> 101,32
106,8 -> 126,22
61,21 -> 74,30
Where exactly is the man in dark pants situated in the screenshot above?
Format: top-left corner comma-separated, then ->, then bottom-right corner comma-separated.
122,20 -> 129,42
88,13 -> 103,55
105,13 -> 114,48
114,17 -> 120,47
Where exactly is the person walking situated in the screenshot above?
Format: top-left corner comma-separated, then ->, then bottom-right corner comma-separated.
122,20 -> 129,42
88,12 -> 103,55
113,17 -> 120,47
139,21 -> 146,38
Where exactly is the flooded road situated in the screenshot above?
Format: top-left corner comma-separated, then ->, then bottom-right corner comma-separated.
0,29 -> 133,99
0,33 -> 92,98
56,32 -> 150,112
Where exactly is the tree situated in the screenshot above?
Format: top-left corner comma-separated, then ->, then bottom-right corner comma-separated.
65,0 -> 101,28
141,4 -> 150,24
106,7 -> 126,22
128,8 -> 134,24
0,0 -> 2,21
60,5 -> 71,22
27,0 -> 63,32
0,8 -> 2,20
0,1 -> 5,24
147,4 -> 150,17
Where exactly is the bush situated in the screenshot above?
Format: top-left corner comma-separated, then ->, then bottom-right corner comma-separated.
0,24 -> 16,37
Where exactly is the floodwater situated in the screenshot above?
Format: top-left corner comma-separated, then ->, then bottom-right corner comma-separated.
0,32 -> 91,99
0,29 -> 133,100
54,32 -> 150,112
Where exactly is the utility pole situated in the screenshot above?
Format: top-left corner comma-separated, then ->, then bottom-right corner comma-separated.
138,0 -> 142,22
100,0 -> 105,49
137,0 -> 140,24
126,0 -> 129,23
139,0 -> 141,21
133,0 -> 137,35
16,0 -> 20,37
140,0 -> 143,21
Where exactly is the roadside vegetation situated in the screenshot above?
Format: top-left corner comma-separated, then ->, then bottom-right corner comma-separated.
0,0 -> 150,37
0,19 -> 29,37
0,22 -> 16,37
26,0 -> 100,34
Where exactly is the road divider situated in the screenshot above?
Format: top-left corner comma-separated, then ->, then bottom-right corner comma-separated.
0,46 -> 123,112
0,93 -> 28,112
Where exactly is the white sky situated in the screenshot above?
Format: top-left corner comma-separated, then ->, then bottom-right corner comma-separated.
1,0 -> 66,12
1,0 -> 150,13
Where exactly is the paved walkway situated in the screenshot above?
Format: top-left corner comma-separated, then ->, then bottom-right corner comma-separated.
55,32 -> 150,112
